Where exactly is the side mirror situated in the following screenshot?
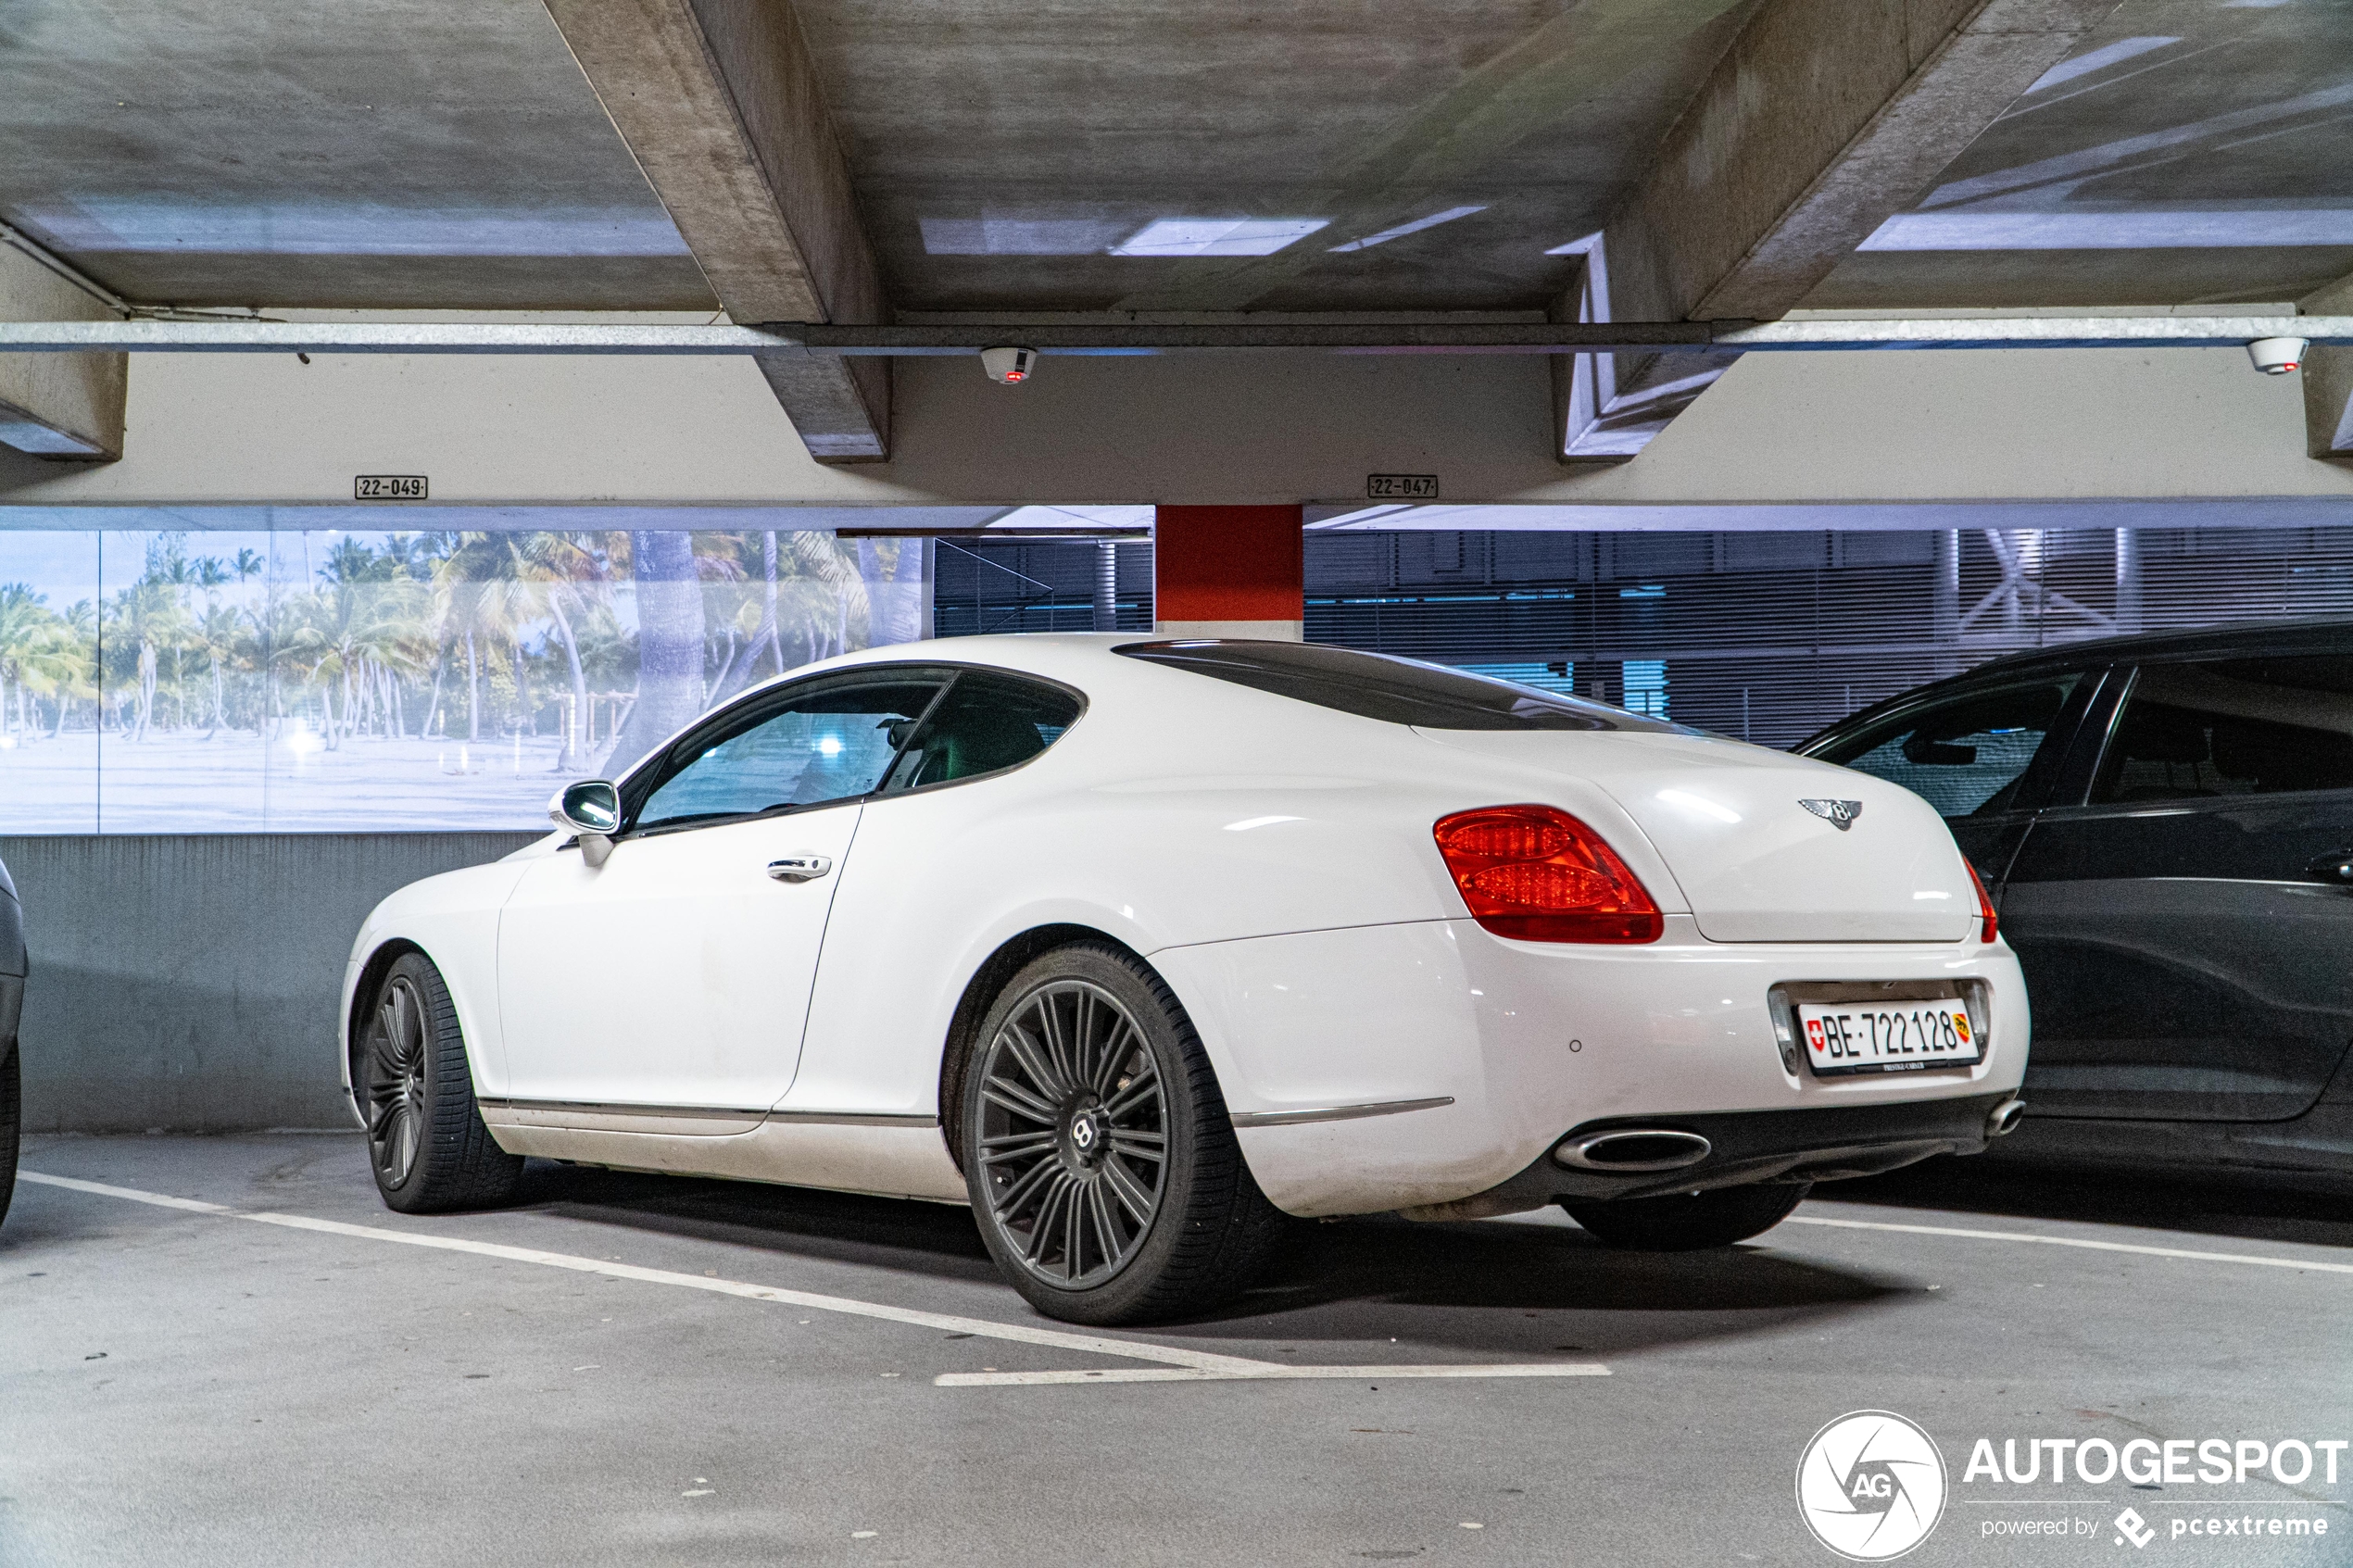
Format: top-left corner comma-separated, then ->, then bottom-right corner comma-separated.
549,780 -> 622,868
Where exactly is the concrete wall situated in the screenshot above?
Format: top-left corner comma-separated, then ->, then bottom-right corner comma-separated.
3,833 -> 541,1133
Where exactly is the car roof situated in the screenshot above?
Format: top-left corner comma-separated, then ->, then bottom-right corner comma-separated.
1952,615 -> 2353,680
1797,615 -> 2353,751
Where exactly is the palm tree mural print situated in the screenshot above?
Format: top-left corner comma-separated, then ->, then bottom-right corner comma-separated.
0,528 -> 930,832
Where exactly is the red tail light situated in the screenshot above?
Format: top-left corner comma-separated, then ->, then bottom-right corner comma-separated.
1965,859 -> 1999,944
1433,804 -> 1663,943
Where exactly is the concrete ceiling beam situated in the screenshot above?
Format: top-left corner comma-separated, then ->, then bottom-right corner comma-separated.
0,233 -> 126,461
1557,0 -> 2122,460
542,0 -> 889,462
2302,270 -> 2353,463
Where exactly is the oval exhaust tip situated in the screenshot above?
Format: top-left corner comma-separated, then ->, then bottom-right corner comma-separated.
1986,1098 -> 2027,1138
1554,1129 -> 1713,1173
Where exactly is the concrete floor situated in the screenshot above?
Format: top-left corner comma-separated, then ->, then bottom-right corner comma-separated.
3,1135 -> 2348,1567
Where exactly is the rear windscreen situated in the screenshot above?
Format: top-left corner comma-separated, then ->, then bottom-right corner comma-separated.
1114,639 -> 1675,732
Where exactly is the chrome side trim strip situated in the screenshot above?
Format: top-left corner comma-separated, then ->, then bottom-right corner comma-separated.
480,1098 -> 766,1122
481,1098 -> 940,1130
766,1110 -> 942,1129
1230,1096 -> 1454,1130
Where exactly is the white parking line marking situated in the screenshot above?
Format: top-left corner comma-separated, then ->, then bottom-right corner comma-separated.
19,1172 -> 1610,1386
937,1363 -> 1610,1386
19,1172 -> 1261,1372
1786,1213 -> 2353,1275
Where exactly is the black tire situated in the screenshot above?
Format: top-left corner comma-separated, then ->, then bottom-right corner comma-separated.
1563,1180 -> 1811,1251
960,943 -> 1285,1325
0,1037 -> 19,1230
359,952 -> 523,1214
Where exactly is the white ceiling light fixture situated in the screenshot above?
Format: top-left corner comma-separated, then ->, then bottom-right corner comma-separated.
919,217 -> 1127,256
2023,36 -> 2181,94
1327,206 -> 1488,254
1109,218 -> 1329,257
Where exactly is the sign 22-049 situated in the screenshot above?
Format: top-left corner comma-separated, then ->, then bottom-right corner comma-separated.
355,475 -> 428,500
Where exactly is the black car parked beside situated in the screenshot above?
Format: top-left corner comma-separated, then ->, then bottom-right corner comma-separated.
0,853 -> 21,1226
1800,619 -> 2353,1191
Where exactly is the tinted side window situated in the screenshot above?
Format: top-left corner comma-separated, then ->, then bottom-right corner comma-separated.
1813,675 -> 2081,818
885,672 -> 1083,791
633,674 -> 947,832
2091,657 -> 2353,805
1115,639 -> 1670,732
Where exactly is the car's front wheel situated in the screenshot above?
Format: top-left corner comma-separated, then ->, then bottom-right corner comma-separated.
959,943 -> 1284,1325
1562,1181 -> 1811,1251
361,952 -> 524,1214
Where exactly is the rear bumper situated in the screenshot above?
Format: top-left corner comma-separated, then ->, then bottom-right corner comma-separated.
1415,1091 -> 2018,1217
1158,915 -> 2029,1217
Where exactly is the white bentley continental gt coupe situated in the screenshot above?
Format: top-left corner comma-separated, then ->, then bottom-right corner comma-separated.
340,636 -> 2029,1323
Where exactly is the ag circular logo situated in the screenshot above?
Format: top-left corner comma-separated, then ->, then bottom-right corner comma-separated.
1795,1411 -> 1948,1561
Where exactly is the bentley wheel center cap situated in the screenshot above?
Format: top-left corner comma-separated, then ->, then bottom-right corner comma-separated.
1066,1103 -> 1107,1164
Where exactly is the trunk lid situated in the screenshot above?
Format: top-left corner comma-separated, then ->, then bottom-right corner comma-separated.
1415,729 -> 1973,942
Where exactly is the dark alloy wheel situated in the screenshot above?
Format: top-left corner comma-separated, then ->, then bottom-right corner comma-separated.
359,952 -> 523,1214
976,976 -> 1169,1288
961,943 -> 1284,1324
1562,1180 -> 1812,1251
365,972 -> 431,1192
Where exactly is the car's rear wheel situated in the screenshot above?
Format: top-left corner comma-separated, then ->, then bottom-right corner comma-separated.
960,943 -> 1284,1325
1562,1181 -> 1811,1251
362,952 -> 523,1214
0,1036 -> 19,1229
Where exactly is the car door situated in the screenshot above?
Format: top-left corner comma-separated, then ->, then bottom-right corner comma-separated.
2000,652 -> 2353,1122
1801,666 -> 2099,889
495,668 -> 951,1114
783,668 -> 1088,1117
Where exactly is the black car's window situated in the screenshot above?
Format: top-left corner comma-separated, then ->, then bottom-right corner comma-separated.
883,671 -> 1083,792
1114,639 -> 1675,732
1812,675 -> 2081,818
2090,657 -> 2353,805
633,673 -> 948,832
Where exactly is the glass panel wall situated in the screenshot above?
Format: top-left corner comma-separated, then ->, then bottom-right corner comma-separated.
0,528 -> 929,832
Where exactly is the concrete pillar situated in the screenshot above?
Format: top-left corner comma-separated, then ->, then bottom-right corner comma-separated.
1151,506 -> 1304,641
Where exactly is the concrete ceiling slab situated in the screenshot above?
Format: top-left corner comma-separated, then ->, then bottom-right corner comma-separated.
1807,0 -> 2353,309
0,0 -> 713,309
657,0 -> 1767,315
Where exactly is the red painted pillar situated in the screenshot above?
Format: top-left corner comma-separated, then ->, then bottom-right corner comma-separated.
1151,505 -> 1304,641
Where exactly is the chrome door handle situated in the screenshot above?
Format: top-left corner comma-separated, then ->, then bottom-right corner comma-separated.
766,855 -> 833,883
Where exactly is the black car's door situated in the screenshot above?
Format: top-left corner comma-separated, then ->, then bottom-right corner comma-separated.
2001,652 -> 2353,1122
1802,666 -> 2100,889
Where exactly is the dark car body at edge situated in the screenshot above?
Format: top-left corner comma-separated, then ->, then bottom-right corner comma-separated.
1799,617 -> 2353,1193
0,853 -> 23,1226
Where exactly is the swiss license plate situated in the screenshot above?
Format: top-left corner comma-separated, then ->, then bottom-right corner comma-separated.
1798,997 -> 1981,1076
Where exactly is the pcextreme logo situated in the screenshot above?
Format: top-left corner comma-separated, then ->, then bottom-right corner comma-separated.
1796,1411 -> 1950,1562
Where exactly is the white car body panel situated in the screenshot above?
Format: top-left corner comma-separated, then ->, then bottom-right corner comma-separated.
1414,730 -> 1975,942
339,633 -> 2030,1218
496,798 -> 864,1111
337,856 -> 536,1109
